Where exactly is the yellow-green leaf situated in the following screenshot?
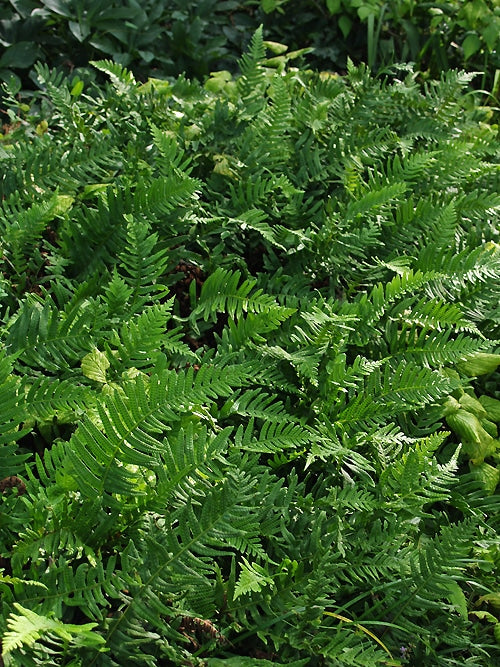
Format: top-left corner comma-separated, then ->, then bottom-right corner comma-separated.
468,461 -> 500,494
458,353 -> 500,377
81,349 -> 110,383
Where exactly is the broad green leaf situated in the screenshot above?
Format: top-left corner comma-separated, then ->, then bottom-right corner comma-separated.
462,33 -> 482,60
81,349 -> 110,383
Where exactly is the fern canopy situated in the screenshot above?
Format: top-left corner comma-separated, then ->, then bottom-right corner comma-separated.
0,31 -> 499,667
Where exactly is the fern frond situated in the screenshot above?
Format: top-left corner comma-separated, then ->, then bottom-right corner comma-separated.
235,418 -> 311,454
158,424 -> 233,504
345,182 -> 407,219
0,353 -> 31,457
335,363 -> 458,431
105,301 -> 196,373
150,125 -> 194,175
28,556 -> 122,620
0,193 -> 67,279
2,603 -> 105,658
4,135 -> 122,197
384,520 -> 477,620
22,376 -> 90,423
381,435 -> 459,515
62,362 -> 248,502
387,327 -> 489,367
248,75 -> 292,168
233,208 -> 309,252
221,388 -> 292,424
191,267 -> 295,325
223,309 -> 295,347
4,295 -> 105,374
348,269 -> 443,343
256,343 -> 323,384
228,174 -> 300,213
91,59 -> 138,95
392,296 -> 481,334
104,473 -> 275,657
237,25 -> 267,104
133,174 -> 201,217
117,217 -> 169,310
305,421 -> 376,481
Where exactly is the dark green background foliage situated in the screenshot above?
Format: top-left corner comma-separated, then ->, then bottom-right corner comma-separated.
1,1 -> 499,92
261,0 -> 500,86
0,0 -> 256,84
0,27 -> 499,665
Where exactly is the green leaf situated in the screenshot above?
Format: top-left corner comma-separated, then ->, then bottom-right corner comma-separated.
462,33 -> 482,60
81,349 -> 110,383
338,15 -> 353,38
326,0 -> 342,14
70,79 -> 84,97
0,42 -> 41,69
468,461 -> 500,494
444,581 -> 468,619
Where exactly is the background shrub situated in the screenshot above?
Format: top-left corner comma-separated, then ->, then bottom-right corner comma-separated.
1,0 -> 499,96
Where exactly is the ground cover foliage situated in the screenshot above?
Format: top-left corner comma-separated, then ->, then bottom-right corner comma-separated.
0,27 -> 500,666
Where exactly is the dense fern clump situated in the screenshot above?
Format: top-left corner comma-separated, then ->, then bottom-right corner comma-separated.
1,29 -> 499,666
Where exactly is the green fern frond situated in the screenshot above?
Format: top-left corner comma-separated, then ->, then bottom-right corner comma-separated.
4,295 -> 105,373
228,175 -> 300,213
103,269 -> 134,318
103,473 -> 274,658
381,436 -> 459,515
223,310 -> 295,347
5,135 -> 122,197
191,267 -> 295,325
105,301 -> 196,373
386,520 -> 477,620
28,556 -> 122,620
335,363 -> 458,431
150,126 -> 194,175
235,418 -> 311,454
247,75 -> 292,168
22,376 -> 90,423
158,424 -> 233,503
305,421 -> 376,480
2,603 -> 105,658
91,59 -> 138,95
392,297 -> 481,335
233,209 -> 309,252
237,25 -> 267,104
62,362 -> 248,502
345,181 -> 407,219
384,151 -> 439,185
256,343 -> 323,384
0,353 -> 31,456
133,174 -> 201,217
0,193 -> 68,280
117,217 -> 169,310
221,388 -> 292,423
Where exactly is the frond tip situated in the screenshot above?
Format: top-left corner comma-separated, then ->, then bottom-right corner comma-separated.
2,603 -> 106,658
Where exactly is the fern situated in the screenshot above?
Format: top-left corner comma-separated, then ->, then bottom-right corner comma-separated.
3,295 -> 106,374
2,603 -> 106,658
1,31 -> 499,667
191,267 -> 296,325
237,24 -> 267,105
